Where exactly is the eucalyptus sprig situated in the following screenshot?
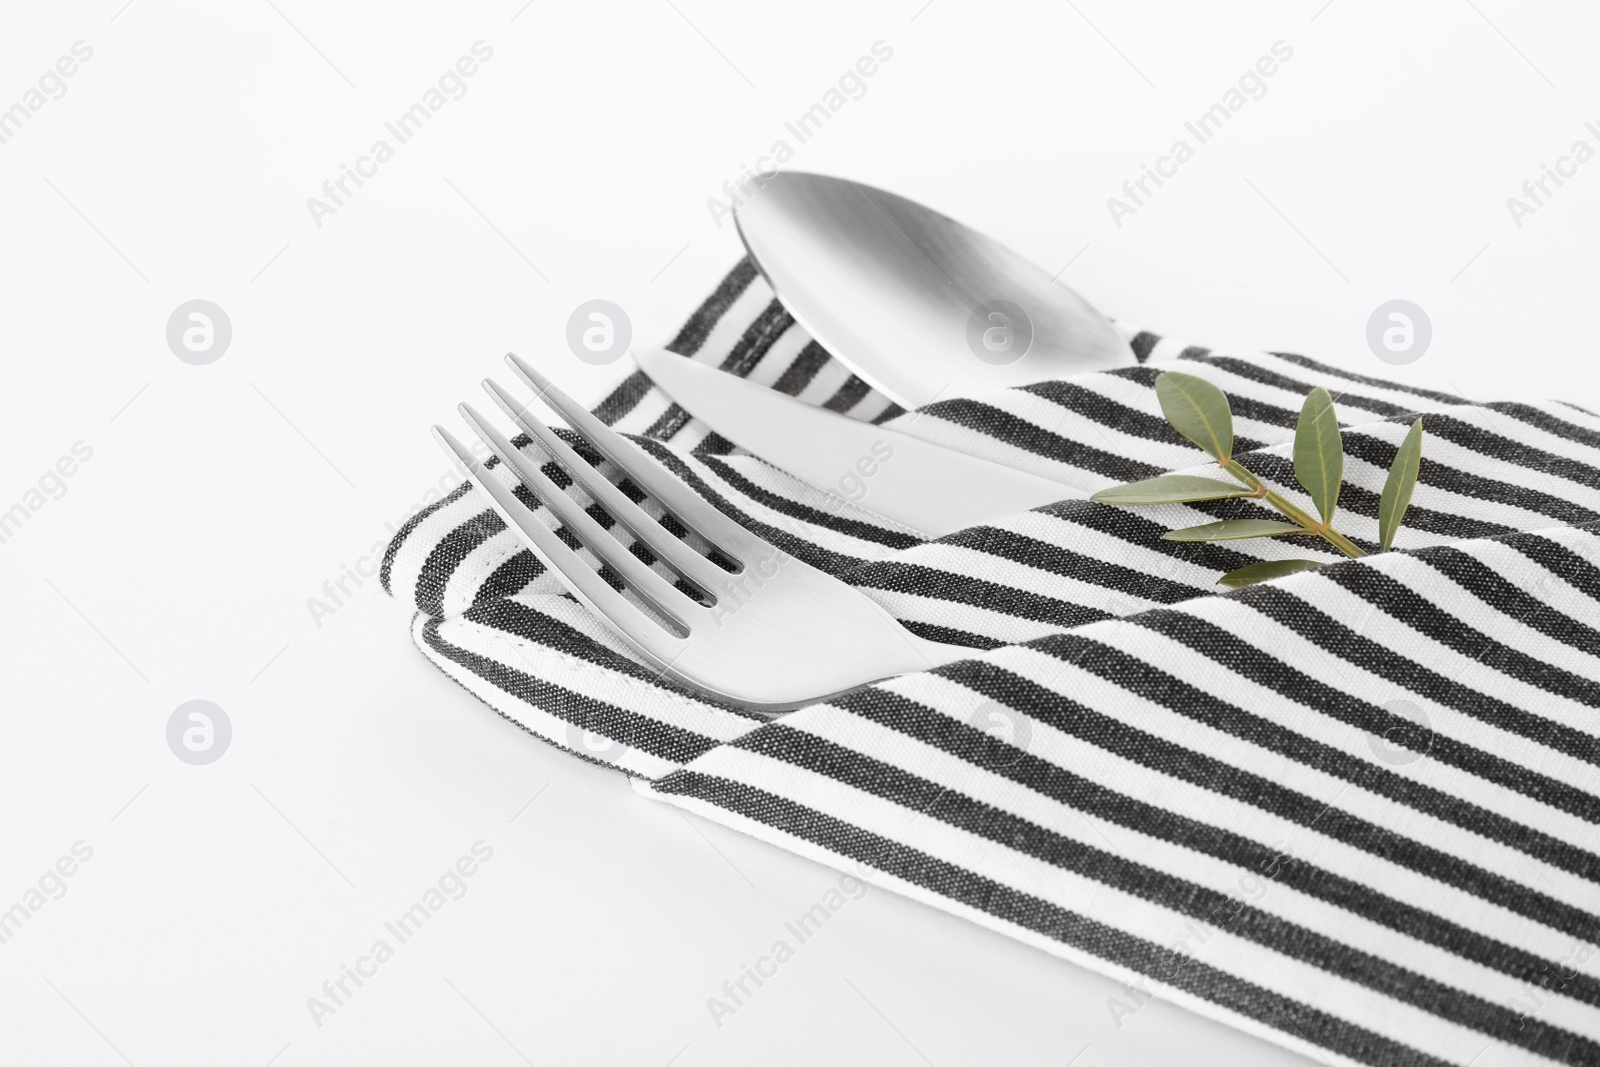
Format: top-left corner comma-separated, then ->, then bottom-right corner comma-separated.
1090,371 -> 1424,588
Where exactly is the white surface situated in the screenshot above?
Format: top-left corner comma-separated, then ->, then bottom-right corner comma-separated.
1,2 -> 1595,1064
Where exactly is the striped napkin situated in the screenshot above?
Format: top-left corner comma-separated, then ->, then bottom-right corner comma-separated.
382,258 -> 1600,1067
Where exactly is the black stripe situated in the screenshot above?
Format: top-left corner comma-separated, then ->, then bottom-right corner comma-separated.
770,340 -> 832,396
1203,399 -> 1600,532
896,618 -> 1004,650
1020,373 -> 1216,451
651,771 -> 1455,1067
418,626 -> 711,768
639,440 -> 922,554
643,302 -> 800,443
825,686 -> 1600,1014
1138,593 -> 1600,851
822,374 -> 872,414
534,426 -> 887,579
643,401 -> 695,443
592,369 -> 656,428
422,604 -> 748,759
1128,331 -> 1161,362
1266,351 -> 1470,406
1033,496 -> 1342,571
539,437 -> 734,603
931,518 -> 1263,602
462,597 -> 740,722
952,648 -> 1600,943
1394,550 -> 1600,697
1241,572 -> 1600,760
1492,401 -> 1600,453
473,548 -> 544,604
846,561 -> 1115,634
689,429 -> 739,457
1235,449 -> 1510,547
380,481 -> 474,596
719,299 -> 795,378
592,256 -> 766,431
413,616 -> 650,772
1033,361 -> 1600,531
414,507 -> 503,617
1413,414 -> 1600,503
920,393 -> 1242,484
1509,528 -> 1600,608
1340,430 -> 1600,531
1192,355 -> 1421,422
871,402 -> 907,425
446,435 -> 708,608
734,718 -> 1600,1061
665,257 -> 759,357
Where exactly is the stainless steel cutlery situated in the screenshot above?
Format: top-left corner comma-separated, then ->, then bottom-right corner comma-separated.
428,176 -> 1139,709
433,354 -> 970,713
733,171 -> 1129,409
633,345 -> 1088,538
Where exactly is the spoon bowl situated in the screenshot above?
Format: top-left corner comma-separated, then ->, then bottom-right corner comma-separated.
733,171 -> 1129,409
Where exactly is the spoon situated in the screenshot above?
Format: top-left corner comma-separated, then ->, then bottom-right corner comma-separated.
733,171 -> 1129,410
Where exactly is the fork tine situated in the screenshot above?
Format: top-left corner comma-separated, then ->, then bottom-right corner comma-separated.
455,402 -> 701,628
481,377 -> 732,594
504,352 -> 758,553
431,426 -> 688,667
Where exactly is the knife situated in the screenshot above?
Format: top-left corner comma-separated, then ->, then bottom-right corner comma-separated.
632,346 -> 1086,538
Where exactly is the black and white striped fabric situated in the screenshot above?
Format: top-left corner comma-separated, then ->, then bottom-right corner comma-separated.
383,259 -> 1600,1067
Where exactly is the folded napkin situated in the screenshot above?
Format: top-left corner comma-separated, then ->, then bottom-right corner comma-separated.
383,258 -> 1600,1067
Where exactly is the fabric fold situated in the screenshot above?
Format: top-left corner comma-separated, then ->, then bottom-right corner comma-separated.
385,259 -> 1600,1067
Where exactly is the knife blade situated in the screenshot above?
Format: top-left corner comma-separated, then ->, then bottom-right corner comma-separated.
632,346 -> 1085,538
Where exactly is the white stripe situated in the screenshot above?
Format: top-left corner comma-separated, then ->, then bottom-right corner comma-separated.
387,490 -> 493,610
427,608 -> 759,750
1314,549 -> 1600,742
636,773 -> 1391,1067
773,701 -> 1600,1039
991,636 -> 1600,917
675,738 -> 1513,1066
794,356 -> 858,407
387,268 -> 1600,1067
868,668 -> 1593,966
413,613 -> 680,778
1186,588 -> 1600,849
739,322 -> 811,388
684,277 -> 774,362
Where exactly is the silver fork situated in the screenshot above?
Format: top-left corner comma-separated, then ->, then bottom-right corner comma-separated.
431,353 -> 969,714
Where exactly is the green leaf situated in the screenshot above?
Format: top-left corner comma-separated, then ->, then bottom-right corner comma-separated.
1293,386 -> 1343,524
1090,474 -> 1256,506
1378,417 -> 1424,551
1163,519 -> 1311,542
1216,559 -> 1327,588
1155,372 -> 1234,462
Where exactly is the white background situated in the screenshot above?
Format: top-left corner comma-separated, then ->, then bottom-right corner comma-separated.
1,1 -> 1596,1064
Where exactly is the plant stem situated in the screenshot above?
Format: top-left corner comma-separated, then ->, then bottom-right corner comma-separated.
1221,459 -> 1366,558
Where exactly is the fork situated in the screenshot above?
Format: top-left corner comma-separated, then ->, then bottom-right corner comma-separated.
431,353 -> 970,714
